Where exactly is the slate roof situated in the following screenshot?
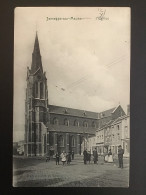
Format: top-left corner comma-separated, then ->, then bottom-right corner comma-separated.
99,107 -> 116,118
49,105 -> 99,119
30,32 -> 43,74
97,114 -> 128,130
47,124 -> 96,135
112,114 -> 128,124
99,120 -> 114,130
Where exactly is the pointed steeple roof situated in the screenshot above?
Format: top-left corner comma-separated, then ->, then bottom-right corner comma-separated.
31,32 -> 43,74
33,31 -> 40,54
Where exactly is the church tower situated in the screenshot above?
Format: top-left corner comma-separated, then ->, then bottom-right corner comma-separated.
24,32 -> 49,156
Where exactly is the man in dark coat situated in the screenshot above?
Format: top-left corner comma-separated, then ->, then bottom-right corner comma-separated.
118,145 -> 124,168
83,148 -> 88,164
87,151 -> 91,164
55,152 -> 60,165
67,151 -> 71,165
93,148 -> 98,164
72,150 -> 74,160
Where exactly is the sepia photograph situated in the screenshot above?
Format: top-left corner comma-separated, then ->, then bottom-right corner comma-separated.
13,7 -> 130,187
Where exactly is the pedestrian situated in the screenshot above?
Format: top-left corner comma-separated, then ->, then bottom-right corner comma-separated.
46,154 -> 50,162
104,150 -> 108,162
83,148 -> 88,164
61,151 -> 66,166
72,150 -> 74,160
93,148 -> 98,164
87,151 -> 91,164
55,151 -> 60,165
67,151 -> 71,165
107,149 -> 113,163
118,145 -> 124,168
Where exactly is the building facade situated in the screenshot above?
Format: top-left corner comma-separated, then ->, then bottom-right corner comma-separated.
121,115 -> 130,157
24,33 -> 126,156
95,106 -> 130,157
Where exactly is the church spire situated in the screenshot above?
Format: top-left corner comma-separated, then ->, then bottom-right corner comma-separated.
31,32 -> 43,74
33,31 -> 40,54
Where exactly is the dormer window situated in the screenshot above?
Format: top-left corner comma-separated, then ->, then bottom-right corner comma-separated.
64,109 -> 68,114
83,111 -> 86,116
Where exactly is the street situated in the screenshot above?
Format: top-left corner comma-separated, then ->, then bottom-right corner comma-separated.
13,155 -> 129,187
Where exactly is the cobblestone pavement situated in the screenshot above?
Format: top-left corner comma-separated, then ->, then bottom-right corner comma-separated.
13,155 -> 129,187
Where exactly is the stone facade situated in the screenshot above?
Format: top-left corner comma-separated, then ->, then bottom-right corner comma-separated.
24,33 -> 126,156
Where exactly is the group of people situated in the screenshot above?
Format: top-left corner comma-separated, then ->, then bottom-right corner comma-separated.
46,145 -> 125,168
55,150 -> 74,166
83,148 -> 98,164
83,145 -> 124,168
104,145 -> 124,168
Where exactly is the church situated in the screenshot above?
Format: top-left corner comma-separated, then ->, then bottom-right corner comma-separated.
24,33 -> 126,156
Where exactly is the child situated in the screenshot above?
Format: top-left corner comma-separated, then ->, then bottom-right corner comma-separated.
61,151 -> 66,166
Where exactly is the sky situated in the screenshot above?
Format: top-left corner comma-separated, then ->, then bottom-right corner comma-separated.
13,7 -> 130,142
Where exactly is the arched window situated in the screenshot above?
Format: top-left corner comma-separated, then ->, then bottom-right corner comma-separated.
92,121 -> 96,128
34,82 -> 38,97
59,136 -> 64,147
72,136 -> 75,147
40,82 -> 44,99
64,118 -> 69,126
74,120 -> 79,127
83,121 -> 88,128
53,117 -> 59,125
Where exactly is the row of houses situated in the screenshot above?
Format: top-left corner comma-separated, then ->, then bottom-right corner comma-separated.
88,105 -> 130,157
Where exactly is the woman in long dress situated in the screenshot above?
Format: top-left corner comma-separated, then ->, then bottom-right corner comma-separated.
104,154 -> 108,162
61,151 -> 66,165
107,149 -> 113,163
104,151 -> 108,162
